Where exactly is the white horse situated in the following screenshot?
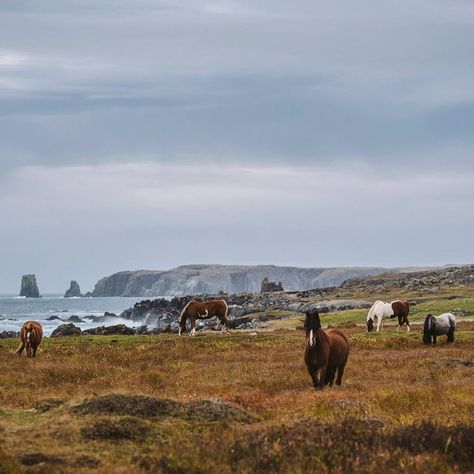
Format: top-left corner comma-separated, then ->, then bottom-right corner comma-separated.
366,301 -> 394,332
423,313 -> 456,344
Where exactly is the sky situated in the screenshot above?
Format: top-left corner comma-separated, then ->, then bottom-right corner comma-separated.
0,0 -> 473,293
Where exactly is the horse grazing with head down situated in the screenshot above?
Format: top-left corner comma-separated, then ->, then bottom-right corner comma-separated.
366,300 -> 410,332
16,321 -> 43,357
423,313 -> 456,345
304,310 -> 350,389
179,299 -> 229,336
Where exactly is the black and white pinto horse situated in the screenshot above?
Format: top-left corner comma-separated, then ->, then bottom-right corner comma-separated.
423,312 -> 456,344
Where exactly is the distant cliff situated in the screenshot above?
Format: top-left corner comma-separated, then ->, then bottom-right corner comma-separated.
92,264 -> 396,297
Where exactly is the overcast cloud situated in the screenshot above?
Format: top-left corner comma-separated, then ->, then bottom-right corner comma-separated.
0,0 -> 473,293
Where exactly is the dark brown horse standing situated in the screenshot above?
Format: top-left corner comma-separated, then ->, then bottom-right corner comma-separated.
390,300 -> 410,331
16,321 -> 43,357
179,300 -> 229,336
304,310 -> 349,389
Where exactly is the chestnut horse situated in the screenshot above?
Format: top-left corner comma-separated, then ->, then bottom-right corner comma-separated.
16,321 -> 43,357
367,300 -> 410,332
304,310 -> 349,389
179,299 -> 229,336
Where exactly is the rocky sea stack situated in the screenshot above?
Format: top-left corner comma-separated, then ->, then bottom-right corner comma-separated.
20,274 -> 41,298
64,280 -> 82,298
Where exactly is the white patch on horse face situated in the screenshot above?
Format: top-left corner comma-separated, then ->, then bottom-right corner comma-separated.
309,329 -> 314,346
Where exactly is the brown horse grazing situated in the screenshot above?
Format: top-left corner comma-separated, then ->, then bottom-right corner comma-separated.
390,300 -> 410,331
179,299 -> 229,336
16,321 -> 43,357
304,310 -> 349,389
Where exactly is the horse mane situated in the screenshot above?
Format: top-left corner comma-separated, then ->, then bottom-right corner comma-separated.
367,301 -> 381,321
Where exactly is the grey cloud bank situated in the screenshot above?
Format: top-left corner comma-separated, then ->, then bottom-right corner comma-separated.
0,0 -> 473,292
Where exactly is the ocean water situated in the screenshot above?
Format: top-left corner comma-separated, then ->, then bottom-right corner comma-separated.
0,295 -> 149,336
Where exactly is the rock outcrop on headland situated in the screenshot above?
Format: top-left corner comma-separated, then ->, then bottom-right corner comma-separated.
19,274 -> 41,298
64,281 -> 82,298
261,277 -> 284,292
92,264 -> 399,297
117,292 -> 371,333
341,265 -> 474,292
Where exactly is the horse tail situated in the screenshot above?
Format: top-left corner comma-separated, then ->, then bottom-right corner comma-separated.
423,314 -> 433,344
179,301 -> 191,323
447,313 -> 456,342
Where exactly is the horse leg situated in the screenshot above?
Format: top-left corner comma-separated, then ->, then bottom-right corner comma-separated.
220,316 -> 229,334
190,317 -> 196,336
318,366 -> 327,390
32,345 -> 38,357
433,335 -> 437,345
325,367 -> 336,387
335,363 -> 345,386
376,316 -> 382,332
16,343 -> 25,356
406,319 -> 410,332
307,366 -> 319,388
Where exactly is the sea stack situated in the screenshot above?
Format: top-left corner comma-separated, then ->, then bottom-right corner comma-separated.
20,274 -> 41,298
64,280 -> 82,298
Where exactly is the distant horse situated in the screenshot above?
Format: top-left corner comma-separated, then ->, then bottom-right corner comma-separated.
423,313 -> 456,344
366,300 -> 410,332
16,321 -> 43,357
304,310 -> 350,389
178,299 -> 229,336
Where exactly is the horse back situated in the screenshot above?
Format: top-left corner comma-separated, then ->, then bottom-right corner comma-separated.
327,329 -> 350,364
391,300 -> 409,317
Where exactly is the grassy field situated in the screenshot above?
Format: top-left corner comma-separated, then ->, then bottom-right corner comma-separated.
0,295 -> 473,473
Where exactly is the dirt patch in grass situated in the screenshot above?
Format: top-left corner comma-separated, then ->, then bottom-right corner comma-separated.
81,416 -> 151,440
72,394 -> 183,419
33,398 -> 64,413
72,394 -> 255,424
430,358 -> 474,368
185,398 -> 256,423
19,452 -> 66,467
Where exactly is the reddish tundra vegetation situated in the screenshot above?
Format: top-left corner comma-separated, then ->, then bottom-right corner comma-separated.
0,290 -> 473,473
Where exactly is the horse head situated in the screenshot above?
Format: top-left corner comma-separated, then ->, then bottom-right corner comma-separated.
305,309 -> 321,347
367,318 -> 374,332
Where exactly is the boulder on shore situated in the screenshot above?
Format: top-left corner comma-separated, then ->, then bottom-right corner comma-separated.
64,280 -> 82,298
20,274 -> 41,298
82,324 -> 136,336
261,277 -> 284,293
50,323 -> 82,337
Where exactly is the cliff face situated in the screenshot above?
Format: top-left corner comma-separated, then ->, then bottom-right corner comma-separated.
92,265 -> 392,297
20,274 -> 41,298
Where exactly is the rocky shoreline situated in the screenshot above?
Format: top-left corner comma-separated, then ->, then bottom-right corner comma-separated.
43,292 -> 371,337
